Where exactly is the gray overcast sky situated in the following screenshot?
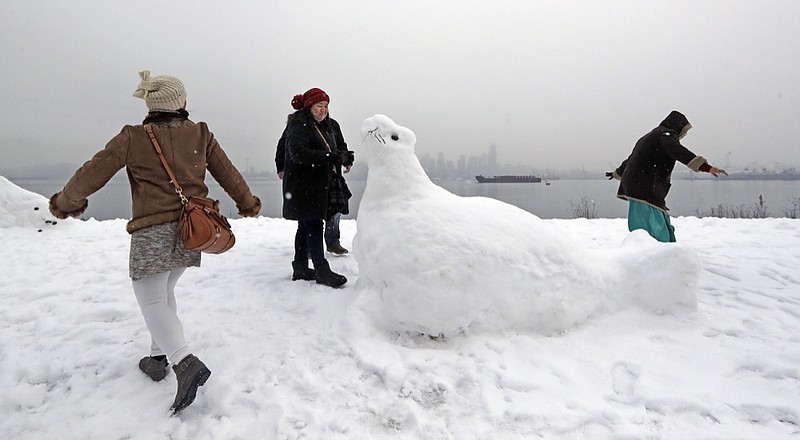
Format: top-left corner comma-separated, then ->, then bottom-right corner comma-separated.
1,0 -> 799,175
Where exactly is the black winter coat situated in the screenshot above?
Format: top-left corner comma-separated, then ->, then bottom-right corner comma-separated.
279,109 -> 350,220
614,111 -> 707,211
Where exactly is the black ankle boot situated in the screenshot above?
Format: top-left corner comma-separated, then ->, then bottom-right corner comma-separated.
313,259 -> 347,288
327,243 -> 349,254
291,260 -> 315,281
139,355 -> 168,382
170,354 -> 211,414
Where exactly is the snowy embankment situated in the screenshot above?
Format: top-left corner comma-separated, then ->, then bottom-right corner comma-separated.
1,171 -> 799,440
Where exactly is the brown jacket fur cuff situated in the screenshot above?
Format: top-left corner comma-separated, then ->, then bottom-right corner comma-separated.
237,196 -> 262,218
49,192 -> 88,219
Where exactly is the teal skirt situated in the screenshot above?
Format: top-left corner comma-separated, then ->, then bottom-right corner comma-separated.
627,199 -> 676,242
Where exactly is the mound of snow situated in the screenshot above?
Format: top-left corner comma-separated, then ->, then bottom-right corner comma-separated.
617,230 -> 701,312
0,176 -> 60,229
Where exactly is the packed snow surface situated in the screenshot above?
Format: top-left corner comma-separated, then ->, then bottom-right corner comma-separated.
1,122 -> 799,438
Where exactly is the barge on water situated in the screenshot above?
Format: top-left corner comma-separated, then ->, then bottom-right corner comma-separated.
475,175 -> 542,183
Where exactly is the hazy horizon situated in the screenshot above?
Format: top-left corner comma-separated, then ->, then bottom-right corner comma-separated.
2,1 -> 799,176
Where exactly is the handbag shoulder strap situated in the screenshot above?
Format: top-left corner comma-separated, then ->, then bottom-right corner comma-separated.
144,124 -> 188,204
313,123 -> 332,152
313,123 -> 338,175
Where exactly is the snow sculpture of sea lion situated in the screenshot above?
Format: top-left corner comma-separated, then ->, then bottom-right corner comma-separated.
354,115 -> 699,336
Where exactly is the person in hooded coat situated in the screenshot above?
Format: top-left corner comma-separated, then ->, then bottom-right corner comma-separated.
280,88 -> 354,287
608,110 -> 727,242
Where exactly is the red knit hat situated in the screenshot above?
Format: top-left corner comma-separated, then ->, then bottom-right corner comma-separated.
291,87 -> 330,110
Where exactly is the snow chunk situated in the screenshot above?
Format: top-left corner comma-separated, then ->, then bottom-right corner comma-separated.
0,176 -> 60,229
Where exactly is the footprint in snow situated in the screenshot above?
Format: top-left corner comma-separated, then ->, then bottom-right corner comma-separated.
611,362 -> 640,401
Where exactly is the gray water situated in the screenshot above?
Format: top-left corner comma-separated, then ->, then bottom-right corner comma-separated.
12,175 -> 800,221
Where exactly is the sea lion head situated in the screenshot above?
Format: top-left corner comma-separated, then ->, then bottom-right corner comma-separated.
361,114 -> 417,151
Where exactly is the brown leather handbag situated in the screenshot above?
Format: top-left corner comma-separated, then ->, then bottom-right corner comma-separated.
144,124 -> 235,254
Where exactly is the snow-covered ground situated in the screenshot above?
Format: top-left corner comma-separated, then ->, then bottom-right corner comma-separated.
1,114 -> 799,439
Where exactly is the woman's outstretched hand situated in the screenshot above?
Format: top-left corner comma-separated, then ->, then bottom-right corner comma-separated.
709,166 -> 728,177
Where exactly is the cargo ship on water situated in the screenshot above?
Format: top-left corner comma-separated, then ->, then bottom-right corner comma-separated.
475,175 -> 542,183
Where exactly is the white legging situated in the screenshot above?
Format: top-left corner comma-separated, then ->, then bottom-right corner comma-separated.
132,268 -> 191,365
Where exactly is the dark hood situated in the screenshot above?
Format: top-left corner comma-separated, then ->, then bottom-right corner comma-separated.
660,110 -> 690,132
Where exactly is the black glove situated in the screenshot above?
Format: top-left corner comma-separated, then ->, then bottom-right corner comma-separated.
605,171 -> 614,180
326,151 -> 344,165
340,150 -> 355,167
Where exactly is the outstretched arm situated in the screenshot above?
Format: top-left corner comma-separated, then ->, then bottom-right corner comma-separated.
49,127 -> 130,218
204,127 -> 261,217
687,156 -> 728,177
661,131 -> 726,177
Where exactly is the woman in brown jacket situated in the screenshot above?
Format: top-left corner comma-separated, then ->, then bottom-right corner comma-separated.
49,70 -> 261,414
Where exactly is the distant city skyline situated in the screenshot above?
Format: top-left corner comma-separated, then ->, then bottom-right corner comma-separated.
418,144 -> 553,180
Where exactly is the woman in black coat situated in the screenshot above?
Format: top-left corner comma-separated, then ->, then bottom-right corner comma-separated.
608,110 -> 727,242
281,88 -> 353,287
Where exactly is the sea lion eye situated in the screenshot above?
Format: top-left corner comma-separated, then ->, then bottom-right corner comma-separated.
391,134 -> 399,141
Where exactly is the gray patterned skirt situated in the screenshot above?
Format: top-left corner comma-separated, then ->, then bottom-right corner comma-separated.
129,221 -> 201,281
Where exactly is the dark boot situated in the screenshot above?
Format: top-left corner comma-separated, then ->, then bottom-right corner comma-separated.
292,260 -> 316,281
327,243 -> 349,255
313,259 -> 347,288
139,355 -> 168,382
170,354 -> 211,414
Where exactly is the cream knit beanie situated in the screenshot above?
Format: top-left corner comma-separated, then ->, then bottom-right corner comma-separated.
132,70 -> 186,111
